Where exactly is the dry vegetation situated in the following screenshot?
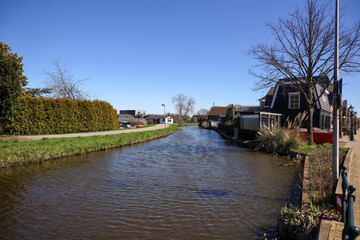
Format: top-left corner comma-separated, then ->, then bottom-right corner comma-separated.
279,204 -> 323,240
278,144 -> 347,240
256,112 -> 307,154
257,113 -> 349,239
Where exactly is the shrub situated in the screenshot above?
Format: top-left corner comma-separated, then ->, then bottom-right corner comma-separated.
256,126 -> 304,154
232,117 -> 240,128
308,144 -> 347,204
278,204 -> 322,240
201,121 -> 209,128
8,96 -> 119,135
285,111 -> 308,130
0,42 -> 28,134
308,146 -> 333,204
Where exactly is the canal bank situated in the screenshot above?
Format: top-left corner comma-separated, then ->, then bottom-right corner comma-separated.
317,134 -> 360,240
212,126 -> 336,239
0,126 -> 300,239
0,124 -> 178,168
0,124 -> 169,141
213,126 -> 306,160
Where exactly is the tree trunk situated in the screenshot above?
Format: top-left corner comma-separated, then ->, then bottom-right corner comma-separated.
306,89 -> 315,145
339,107 -> 343,138
178,117 -> 183,127
307,106 -> 315,145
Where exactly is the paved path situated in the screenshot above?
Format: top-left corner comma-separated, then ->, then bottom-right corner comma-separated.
344,134 -> 360,228
318,220 -> 344,240
0,124 -> 168,141
319,133 -> 360,239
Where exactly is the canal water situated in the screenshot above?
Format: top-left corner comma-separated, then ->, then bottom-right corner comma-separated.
0,126 -> 299,239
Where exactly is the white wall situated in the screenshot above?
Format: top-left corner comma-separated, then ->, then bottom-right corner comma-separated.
159,117 -> 173,124
166,117 -> 173,124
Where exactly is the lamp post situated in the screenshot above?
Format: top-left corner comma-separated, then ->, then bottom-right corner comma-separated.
332,0 -> 340,181
342,116 -> 347,137
355,111 -> 357,135
162,104 -> 166,129
349,105 -> 354,141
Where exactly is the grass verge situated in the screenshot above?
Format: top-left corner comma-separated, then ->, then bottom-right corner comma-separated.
109,124 -> 158,131
0,124 -> 178,168
181,123 -> 199,126
0,124 -> 159,138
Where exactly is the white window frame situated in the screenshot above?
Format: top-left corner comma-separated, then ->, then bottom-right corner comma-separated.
288,92 -> 300,109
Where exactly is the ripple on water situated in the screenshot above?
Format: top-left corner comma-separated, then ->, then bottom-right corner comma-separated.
0,126 -> 299,239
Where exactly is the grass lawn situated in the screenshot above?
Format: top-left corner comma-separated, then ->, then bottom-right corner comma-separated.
0,124 -> 178,168
108,124 -> 158,131
296,142 -> 348,154
181,123 -> 199,126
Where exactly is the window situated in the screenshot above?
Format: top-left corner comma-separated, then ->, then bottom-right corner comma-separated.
288,92 -> 300,109
322,94 -> 327,102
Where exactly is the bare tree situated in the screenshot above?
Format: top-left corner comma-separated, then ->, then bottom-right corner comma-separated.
25,88 -> 52,97
248,0 -> 360,145
43,59 -> 89,100
197,108 -> 209,123
172,93 -> 195,126
197,108 -> 209,116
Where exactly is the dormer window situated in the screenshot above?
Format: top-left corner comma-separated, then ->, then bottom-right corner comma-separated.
289,92 -> 300,109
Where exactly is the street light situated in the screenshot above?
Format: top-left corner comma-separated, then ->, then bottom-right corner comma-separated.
355,111 -> 357,135
332,0 -> 340,181
162,104 -> 166,129
349,105 -> 354,141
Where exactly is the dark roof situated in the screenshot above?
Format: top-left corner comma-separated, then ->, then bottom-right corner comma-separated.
316,76 -> 330,88
315,84 -> 331,112
208,107 -> 227,116
268,82 -> 332,112
263,75 -> 334,109
146,115 -> 165,120
260,87 -> 275,107
133,118 -> 147,123
118,114 -> 136,122
118,114 -> 135,119
279,75 -> 330,86
234,105 -> 260,113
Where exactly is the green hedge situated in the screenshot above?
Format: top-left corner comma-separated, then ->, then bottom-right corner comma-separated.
8,96 -> 119,135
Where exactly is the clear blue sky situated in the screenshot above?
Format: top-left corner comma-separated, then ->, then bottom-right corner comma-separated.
1,0 -> 359,114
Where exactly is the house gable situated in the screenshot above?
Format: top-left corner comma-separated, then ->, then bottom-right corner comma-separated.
208,107 -> 227,117
267,81 -> 331,129
264,87 -> 275,107
208,106 -> 227,122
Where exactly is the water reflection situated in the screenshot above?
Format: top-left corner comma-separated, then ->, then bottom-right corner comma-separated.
0,126 -> 299,239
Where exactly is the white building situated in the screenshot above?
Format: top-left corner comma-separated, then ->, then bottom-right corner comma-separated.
159,116 -> 174,125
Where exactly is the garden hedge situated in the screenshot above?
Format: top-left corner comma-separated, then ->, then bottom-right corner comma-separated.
8,96 -> 119,135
